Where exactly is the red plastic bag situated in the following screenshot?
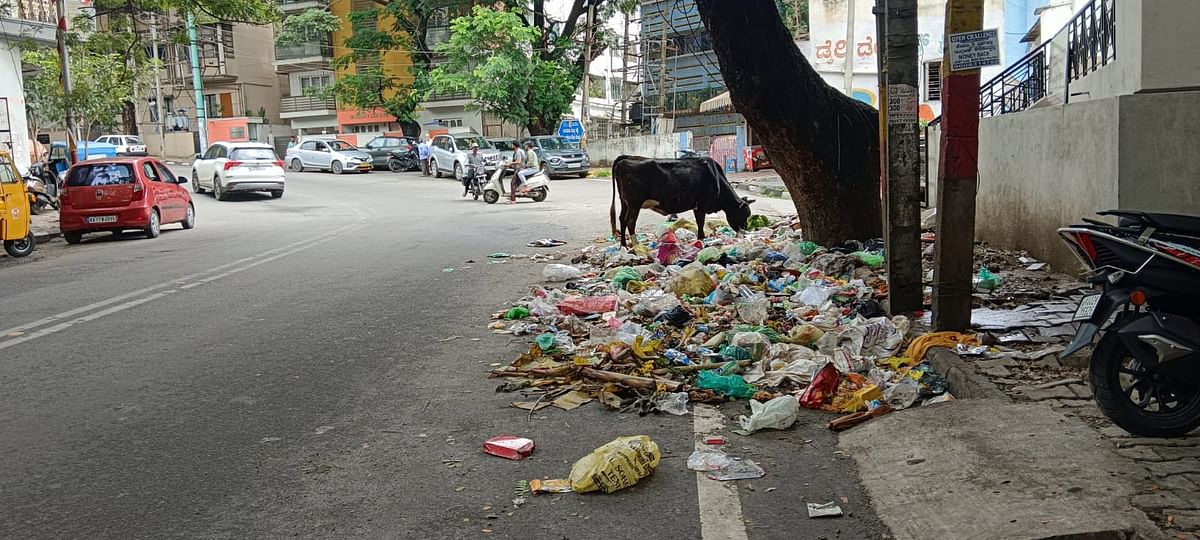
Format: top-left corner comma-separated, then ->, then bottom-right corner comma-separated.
799,363 -> 841,410
557,295 -> 618,315
656,229 -> 679,265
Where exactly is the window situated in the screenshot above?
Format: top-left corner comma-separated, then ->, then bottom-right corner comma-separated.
300,141 -> 318,151
0,156 -> 16,184
230,148 -> 278,161
437,118 -> 463,128
348,124 -> 382,133
127,136 -> 144,145
203,145 -> 221,159
609,77 -> 623,100
328,140 -> 356,151
925,61 -> 942,101
67,164 -> 136,187
154,163 -> 177,183
143,163 -> 163,182
454,136 -> 487,151
300,74 -> 332,93
537,137 -> 575,150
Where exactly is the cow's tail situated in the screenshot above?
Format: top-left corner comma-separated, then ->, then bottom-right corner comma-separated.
609,165 -> 619,238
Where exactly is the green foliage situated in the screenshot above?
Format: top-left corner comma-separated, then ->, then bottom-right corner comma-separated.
89,0 -> 279,25
776,0 -> 809,38
276,9 -> 340,45
429,5 -> 579,134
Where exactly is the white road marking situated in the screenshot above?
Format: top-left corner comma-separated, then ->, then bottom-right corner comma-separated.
0,221 -> 366,351
693,403 -> 750,540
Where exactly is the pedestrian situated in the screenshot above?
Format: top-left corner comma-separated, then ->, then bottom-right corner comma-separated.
418,137 -> 432,176
286,136 -> 298,150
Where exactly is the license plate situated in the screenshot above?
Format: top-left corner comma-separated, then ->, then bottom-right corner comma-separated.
87,215 -> 117,224
1073,294 -> 1102,321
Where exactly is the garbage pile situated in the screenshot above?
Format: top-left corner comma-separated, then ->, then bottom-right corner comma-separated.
487,217 -> 953,429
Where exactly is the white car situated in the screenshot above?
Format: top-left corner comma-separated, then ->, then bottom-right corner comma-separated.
190,141 -> 286,201
284,139 -> 373,174
430,133 -> 502,180
96,134 -> 148,156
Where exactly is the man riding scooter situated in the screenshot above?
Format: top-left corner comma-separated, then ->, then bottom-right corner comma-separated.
507,142 -> 540,204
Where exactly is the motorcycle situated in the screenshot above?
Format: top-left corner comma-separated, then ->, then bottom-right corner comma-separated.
483,163 -> 548,204
463,164 -> 487,201
1058,210 -> 1200,437
387,148 -> 419,172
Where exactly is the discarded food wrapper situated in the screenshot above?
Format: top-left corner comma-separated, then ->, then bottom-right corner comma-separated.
483,436 -> 535,460
799,363 -> 840,409
807,501 -> 844,518
568,436 -> 661,493
956,343 -> 989,356
687,449 -> 734,471
707,459 -> 765,481
529,479 -> 573,494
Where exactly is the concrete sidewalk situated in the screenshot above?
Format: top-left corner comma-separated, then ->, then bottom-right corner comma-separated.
728,170 -> 787,199
30,210 -> 59,243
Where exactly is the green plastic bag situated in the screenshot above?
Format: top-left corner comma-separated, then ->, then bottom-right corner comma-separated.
505,306 -> 530,319
535,332 -> 557,351
697,371 -> 757,399
745,214 -> 772,230
697,247 -> 722,264
732,324 -> 784,343
610,267 -> 642,290
853,251 -> 885,269
975,266 -> 1000,291
796,241 -> 820,256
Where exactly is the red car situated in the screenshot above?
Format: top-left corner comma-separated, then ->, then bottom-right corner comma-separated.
59,157 -> 195,244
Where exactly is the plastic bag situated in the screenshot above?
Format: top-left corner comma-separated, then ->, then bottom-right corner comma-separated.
667,266 -> 715,297
558,295 -> 618,315
657,392 -> 689,415
799,363 -> 840,409
568,436 -> 661,493
884,379 -> 919,410
655,229 -> 679,265
795,285 -> 835,307
504,306 -> 530,320
697,370 -> 756,399
697,246 -> 722,264
633,290 -> 681,318
527,298 -> 559,317
853,251 -> 885,269
731,332 -> 771,361
544,264 -> 583,282
611,266 -> 642,290
735,396 -> 800,434
687,449 -> 734,471
735,296 -> 771,325
974,266 -> 1000,291
786,324 -> 825,346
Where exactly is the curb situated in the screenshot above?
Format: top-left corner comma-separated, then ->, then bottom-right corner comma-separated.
926,347 -> 1010,401
34,231 -> 60,244
733,182 -> 790,200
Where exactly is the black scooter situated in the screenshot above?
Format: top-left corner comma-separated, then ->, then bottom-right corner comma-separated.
1059,210 -> 1200,437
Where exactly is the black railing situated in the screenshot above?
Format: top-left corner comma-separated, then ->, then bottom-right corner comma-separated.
1067,0 -> 1116,81
979,43 -> 1049,118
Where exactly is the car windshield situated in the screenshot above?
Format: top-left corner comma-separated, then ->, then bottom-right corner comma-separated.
455,137 -> 488,151
491,140 -> 512,150
536,137 -> 577,150
230,148 -> 278,161
328,140 -> 357,151
127,136 -> 144,145
66,163 -> 136,187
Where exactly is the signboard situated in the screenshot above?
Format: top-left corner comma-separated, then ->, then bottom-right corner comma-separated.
557,119 -> 584,142
949,29 -> 1001,71
886,84 -> 919,125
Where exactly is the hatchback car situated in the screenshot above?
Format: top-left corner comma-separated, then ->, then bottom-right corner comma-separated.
285,139 -> 372,174
521,136 -> 590,179
59,157 -> 195,244
430,133 -> 501,180
95,135 -> 148,156
191,142 -> 286,200
362,135 -> 418,170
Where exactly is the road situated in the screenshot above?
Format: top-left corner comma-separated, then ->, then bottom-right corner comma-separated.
0,168 -> 887,539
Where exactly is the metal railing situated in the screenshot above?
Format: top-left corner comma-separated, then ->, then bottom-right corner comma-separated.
11,0 -> 54,24
281,95 -> 336,113
1067,0 -> 1116,81
979,43 -> 1049,118
425,89 -> 469,102
275,42 -> 332,61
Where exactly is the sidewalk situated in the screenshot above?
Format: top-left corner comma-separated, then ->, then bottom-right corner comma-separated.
727,169 -> 787,199
30,210 -> 59,243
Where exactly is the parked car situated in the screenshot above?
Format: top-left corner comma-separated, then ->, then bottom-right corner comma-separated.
430,133 -> 502,180
520,136 -> 590,179
95,135 -> 148,156
285,139 -> 372,174
362,135 -> 419,170
47,141 -> 119,179
486,137 -> 518,153
191,141 -> 286,200
59,157 -> 195,244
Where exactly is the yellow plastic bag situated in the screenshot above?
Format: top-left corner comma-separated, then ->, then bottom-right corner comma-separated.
568,436 -> 661,494
667,267 -> 715,297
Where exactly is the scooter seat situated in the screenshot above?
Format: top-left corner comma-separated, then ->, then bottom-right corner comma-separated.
1101,210 -> 1200,237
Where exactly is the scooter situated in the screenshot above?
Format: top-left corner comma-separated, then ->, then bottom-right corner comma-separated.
23,162 -> 59,215
1058,210 -> 1200,437
483,164 -> 549,204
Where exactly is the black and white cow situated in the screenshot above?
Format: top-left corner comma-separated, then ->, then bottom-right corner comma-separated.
609,155 -> 753,247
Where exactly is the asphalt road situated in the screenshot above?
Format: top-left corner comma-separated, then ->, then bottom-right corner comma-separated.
0,167 -> 887,539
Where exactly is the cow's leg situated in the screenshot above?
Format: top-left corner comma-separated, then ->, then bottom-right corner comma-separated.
694,209 -> 707,241
618,202 -> 630,247
624,207 -> 641,248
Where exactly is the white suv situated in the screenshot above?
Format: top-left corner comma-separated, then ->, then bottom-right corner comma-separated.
430,133 -> 502,180
96,135 -> 148,156
191,141 -> 286,201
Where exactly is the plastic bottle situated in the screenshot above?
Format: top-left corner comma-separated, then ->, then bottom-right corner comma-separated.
663,349 -> 692,366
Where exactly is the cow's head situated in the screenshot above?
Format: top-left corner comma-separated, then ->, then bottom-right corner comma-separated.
727,196 -> 754,231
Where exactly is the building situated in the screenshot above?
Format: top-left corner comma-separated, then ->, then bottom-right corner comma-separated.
0,0 -> 59,172
274,0 -> 339,136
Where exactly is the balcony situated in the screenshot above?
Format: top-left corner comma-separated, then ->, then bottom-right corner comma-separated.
280,95 -> 337,119
0,0 -> 56,43
274,41 -> 333,72
278,0 -> 330,13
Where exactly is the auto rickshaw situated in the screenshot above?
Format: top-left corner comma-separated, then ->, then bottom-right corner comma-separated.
0,150 -> 35,257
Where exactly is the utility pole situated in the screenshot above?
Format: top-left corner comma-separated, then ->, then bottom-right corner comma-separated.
149,14 -> 166,158
580,0 -> 594,149
54,0 -> 76,164
843,0 -> 856,95
655,17 -> 668,134
620,10 -> 630,132
187,13 -> 209,152
933,0 -> 985,330
879,0 -> 922,314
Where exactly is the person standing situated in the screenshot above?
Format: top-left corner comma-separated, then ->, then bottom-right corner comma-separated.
418,137 -> 432,176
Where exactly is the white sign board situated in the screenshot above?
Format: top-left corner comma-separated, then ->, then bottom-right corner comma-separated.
949,29 -> 1001,71
887,84 -> 919,125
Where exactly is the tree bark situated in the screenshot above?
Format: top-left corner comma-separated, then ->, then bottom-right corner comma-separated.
694,0 -> 882,245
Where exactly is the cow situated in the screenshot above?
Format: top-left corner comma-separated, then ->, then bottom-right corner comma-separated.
609,155 -> 754,247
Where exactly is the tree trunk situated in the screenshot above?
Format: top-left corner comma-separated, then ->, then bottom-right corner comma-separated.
693,0 -> 882,245
123,101 -> 138,135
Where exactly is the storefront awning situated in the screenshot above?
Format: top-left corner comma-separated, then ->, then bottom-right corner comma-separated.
699,91 -> 733,113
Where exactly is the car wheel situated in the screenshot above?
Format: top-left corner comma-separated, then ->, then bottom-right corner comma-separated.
271,190 -> 284,199
331,161 -> 344,175
192,170 -> 206,193
577,171 -> 589,179
454,162 -> 464,181
3,232 -> 35,257
541,163 -> 553,180
214,176 -> 229,201
144,209 -> 161,239
63,231 -> 84,245
182,203 -> 195,229
432,158 -> 443,178
290,158 -> 304,172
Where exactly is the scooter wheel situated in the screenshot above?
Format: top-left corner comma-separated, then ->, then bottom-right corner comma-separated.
483,190 -> 499,204
530,187 -> 548,202
1091,331 -> 1200,437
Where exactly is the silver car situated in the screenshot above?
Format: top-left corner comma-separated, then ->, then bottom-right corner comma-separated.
285,139 -> 373,174
429,133 -> 502,180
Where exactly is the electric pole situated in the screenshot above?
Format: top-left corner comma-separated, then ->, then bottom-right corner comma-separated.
150,13 -> 166,158
580,0 -> 594,149
656,17 -> 667,134
878,0 -> 923,314
54,0 -> 76,164
933,0 -> 985,330
843,0 -> 856,95
187,13 -> 209,152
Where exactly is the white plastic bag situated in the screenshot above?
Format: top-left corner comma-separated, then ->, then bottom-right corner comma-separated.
543,264 -> 583,282
656,392 -> 689,415
734,396 -> 800,434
